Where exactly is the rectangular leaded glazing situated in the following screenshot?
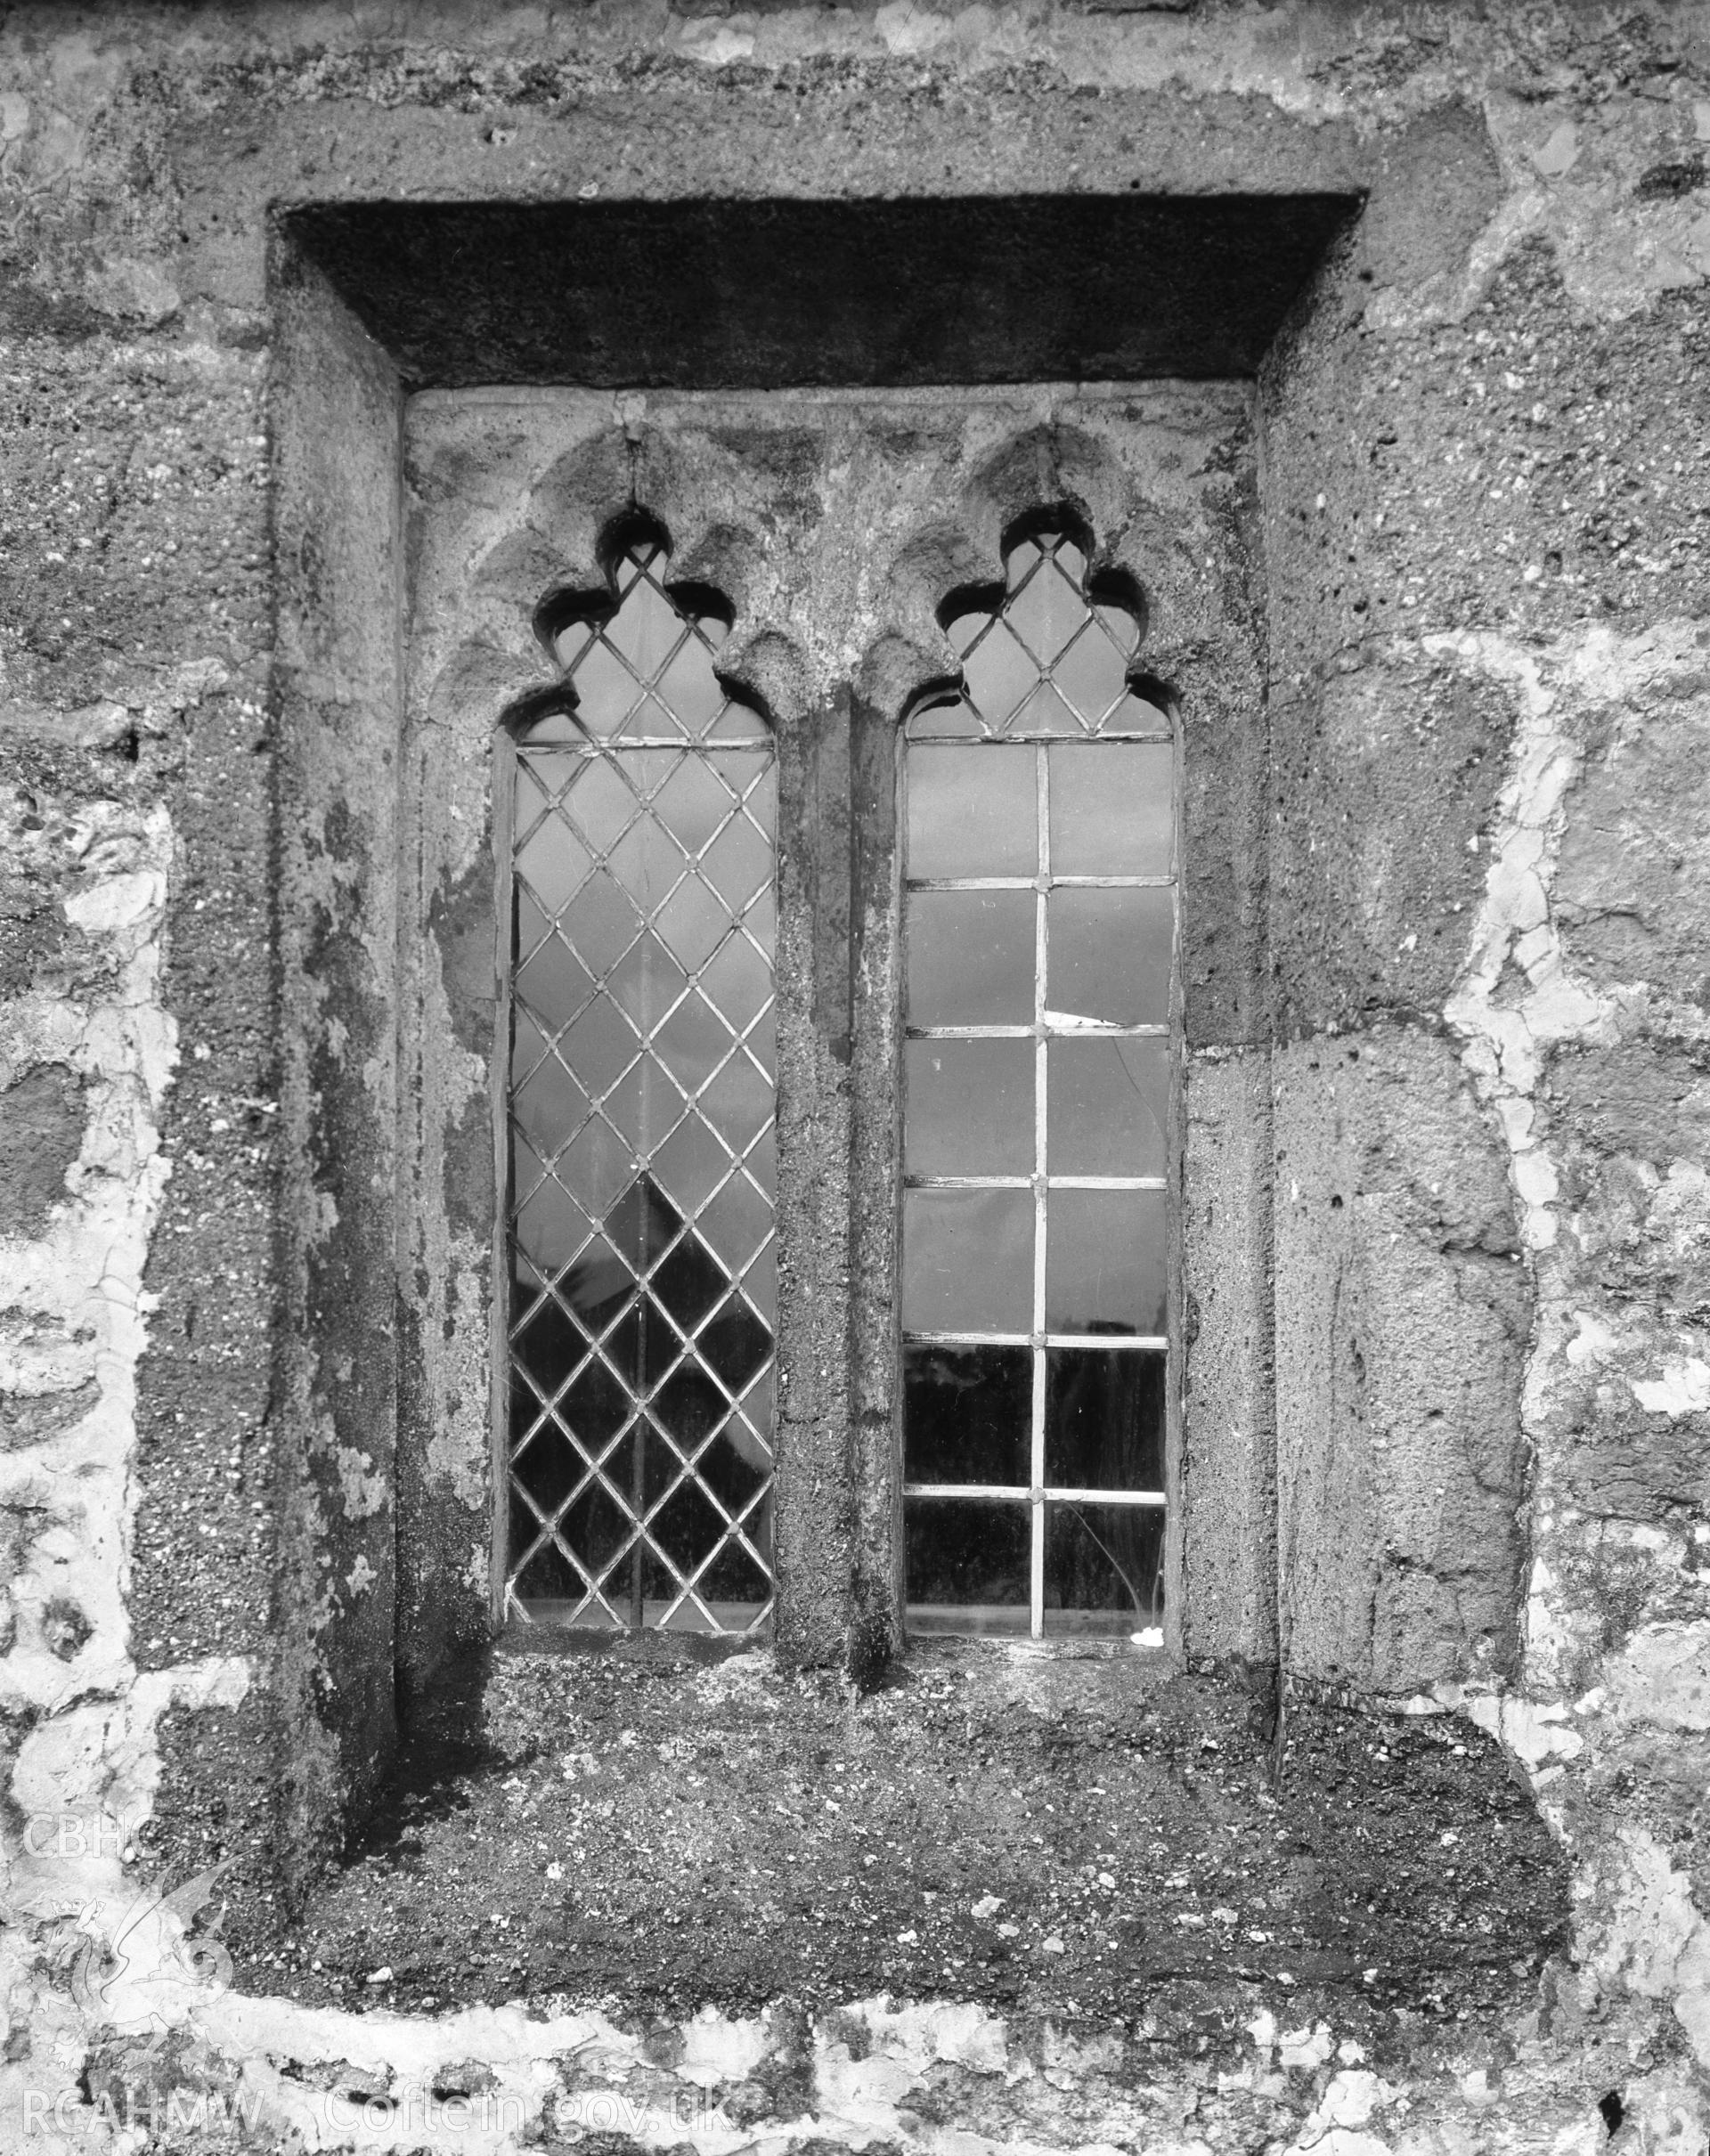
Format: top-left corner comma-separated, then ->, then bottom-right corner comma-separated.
503,529 -> 777,1632
901,522 -> 1174,1640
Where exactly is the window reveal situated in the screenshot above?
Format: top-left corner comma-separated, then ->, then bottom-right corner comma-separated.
900,524 -> 1176,1639
501,531 -> 778,1632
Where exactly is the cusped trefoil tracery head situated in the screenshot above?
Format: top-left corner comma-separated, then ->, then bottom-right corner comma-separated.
908,518 -> 1168,742
516,517 -> 768,749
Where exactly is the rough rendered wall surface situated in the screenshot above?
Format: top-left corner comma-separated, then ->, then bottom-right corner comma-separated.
1273,1028 -> 1531,1693
0,5 -> 1708,2154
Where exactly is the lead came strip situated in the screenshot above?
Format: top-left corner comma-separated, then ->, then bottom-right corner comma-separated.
1030,736 -> 1051,1627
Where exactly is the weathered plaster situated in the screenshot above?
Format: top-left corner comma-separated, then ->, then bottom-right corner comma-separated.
4,4 -> 1710,2150
1421,621 -> 1710,2085
0,780 -> 268,2137
0,790 -> 177,1705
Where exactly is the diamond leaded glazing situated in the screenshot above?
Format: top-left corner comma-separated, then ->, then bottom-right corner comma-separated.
504,539 -> 777,1632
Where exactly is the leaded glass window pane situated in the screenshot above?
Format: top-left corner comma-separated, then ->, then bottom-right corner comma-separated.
901,525 -> 1175,1641
504,536 -> 776,1634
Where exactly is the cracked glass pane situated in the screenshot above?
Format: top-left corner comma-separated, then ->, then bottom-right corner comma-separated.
1043,1502 -> 1165,1635
1046,1037 -> 1168,1177
1046,885 -> 1174,1027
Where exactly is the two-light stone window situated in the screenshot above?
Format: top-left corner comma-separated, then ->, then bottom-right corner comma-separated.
501,515 -> 1175,1641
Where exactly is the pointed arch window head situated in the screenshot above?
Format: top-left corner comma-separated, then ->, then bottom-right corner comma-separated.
523,522 -> 769,749
900,516 -> 1177,1644
502,521 -> 777,1637
908,520 -> 1168,744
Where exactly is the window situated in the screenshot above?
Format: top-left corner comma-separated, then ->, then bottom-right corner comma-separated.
386,379 -> 1262,1680
497,504 -> 1175,1642
500,522 -> 778,1632
899,521 -> 1176,1639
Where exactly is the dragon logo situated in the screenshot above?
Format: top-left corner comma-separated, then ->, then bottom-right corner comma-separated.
66,1861 -> 235,2035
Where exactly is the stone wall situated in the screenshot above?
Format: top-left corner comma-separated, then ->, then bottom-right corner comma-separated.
1,5 -> 1708,2152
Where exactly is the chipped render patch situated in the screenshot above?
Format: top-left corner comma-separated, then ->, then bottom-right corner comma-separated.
1426,1686 -> 1584,1771
1432,621 -> 1709,1427
1602,1622 -> 1710,1734
1432,630 -> 1695,1679
1633,1355 -> 1710,1418
1452,94 -> 1710,329
1585,1825 -> 1710,2071
1428,622 -> 1710,2071
1430,626 -> 1615,1247
180,1987 -> 1262,2156
0,790 -> 273,2126
9,1655 -> 253,1926
1,1662 -> 260,2156
0,801 -> 178,1716
662,2 -> 1353,118
336,1444 -> 389,1520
